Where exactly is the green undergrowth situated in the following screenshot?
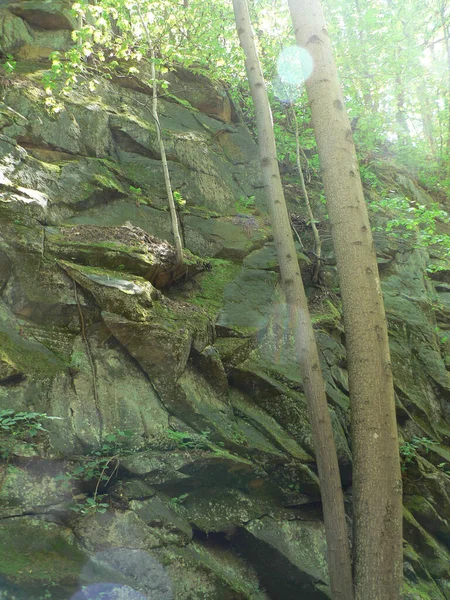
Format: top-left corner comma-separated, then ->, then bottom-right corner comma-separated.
55,429 -> 137,514
0,410 -> 61,460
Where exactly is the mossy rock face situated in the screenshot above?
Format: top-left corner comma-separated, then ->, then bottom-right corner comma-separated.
71,512 -> 270,600
404,580 -> 447,600
4,87 -> 84,155
227,315 -> 352,477
0,300 -> 67,378
53,227 -> 201,290
177,487 -> 278,533
78,547 -> 175,600
110,112 -> 159,158
161,542 -> 271,600
0,517 -> 87,599
234,515 -> 330,600
47,158 -> 127,215
229,388 -> 313,464
214,335 -> 256,367
185,258 -> 242,319
0,345 -> 20,381
0,463 -> 71,518
380,249 -> 450,435
0,8 -> 33,56
130,496 -> 193,545
68,198 -> 174,241
217,268 -> 279,330
2,28 -> 450,597
183,215 -> 271,260
73,510 -> 166,553
8,1 -> 76,30
403,456 -> 450,542
405,495 -> 450,548
403,507 -> 450,579
0,323 -> 170,455
164,67 -> 233,124
190,345 -> 229,395
50,327 -> 170,453
102,299 -> 213,382
243,242 -> 308,271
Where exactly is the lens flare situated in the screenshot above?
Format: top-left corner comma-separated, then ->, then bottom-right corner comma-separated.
275,46 -> 313,102
77,549 -> 173,600
70,583 -> 146,599
277,46 -> 313,86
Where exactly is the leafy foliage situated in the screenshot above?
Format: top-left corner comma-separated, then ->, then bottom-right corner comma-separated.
400,436 -> 438,471
167,428 -> 213,451
0,410 -> 61,459
0,409 -> 52,437
55,429 -> 135,514
370,193 -> 450,256
0,53 -> 16,75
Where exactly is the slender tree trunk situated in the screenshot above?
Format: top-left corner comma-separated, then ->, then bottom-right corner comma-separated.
287,2 -> 403,599
290,102 -> 322,281
353,0 -> 375,114
418,84 -> 437,157
232,2 -> 354,598
136,5 -> 184,264
395,73 -> 410,145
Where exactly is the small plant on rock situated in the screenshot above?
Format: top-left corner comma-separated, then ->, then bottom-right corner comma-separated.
400,436 -> 438,471
167,428 -> 212,451
0,409 -> 62,460
55,429 -> 135,514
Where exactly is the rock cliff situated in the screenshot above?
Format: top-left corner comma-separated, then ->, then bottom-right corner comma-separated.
1,2 -> 450,599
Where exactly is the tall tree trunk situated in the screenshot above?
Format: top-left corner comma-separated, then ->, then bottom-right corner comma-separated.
395,71 -> 410,146
136,5 -> 184,264
232,2 -> 354,598
290,102 -> 322,282
287,1 -> 403,599
418,84 -> 437,157
353,0 -> 375,114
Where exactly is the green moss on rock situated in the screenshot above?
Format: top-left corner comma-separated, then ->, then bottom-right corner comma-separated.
0,517 -> 86,599
191,259 -> 241,317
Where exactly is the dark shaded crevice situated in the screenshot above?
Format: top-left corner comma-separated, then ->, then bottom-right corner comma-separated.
329,373 -> 349,397
72,188 -> 127,212
233,526 -> 329,600
111,128 -> 160,159
192,528 -> 235,546
0,373 -> 26,386
178,211 -> 187,248
17,139 -> 82,157
0,510 -> 50,521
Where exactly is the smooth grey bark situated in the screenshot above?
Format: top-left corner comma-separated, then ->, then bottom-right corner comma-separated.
287,1 -> 403,599
137,5 -> 184,264
232,1 -> 354,598
290,103 -> 322,281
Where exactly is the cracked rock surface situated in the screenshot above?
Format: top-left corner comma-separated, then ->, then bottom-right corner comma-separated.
1,3 -> 450,599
